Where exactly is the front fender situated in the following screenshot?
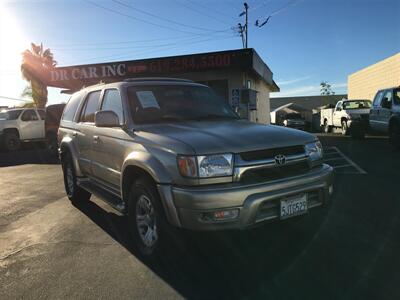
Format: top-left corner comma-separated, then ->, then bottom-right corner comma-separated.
59,136 -> 83,177
121,151 -> 173,185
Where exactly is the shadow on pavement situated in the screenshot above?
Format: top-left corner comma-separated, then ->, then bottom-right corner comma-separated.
0,143 -> 59,167
73,198 -> 331,299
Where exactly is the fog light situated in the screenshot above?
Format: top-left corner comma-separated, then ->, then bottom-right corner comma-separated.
202,209 -> 239,222
329,185 -> 334,195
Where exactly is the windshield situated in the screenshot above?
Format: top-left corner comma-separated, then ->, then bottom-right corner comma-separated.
342,100 -> 371,109
127,85 -> 239,124
0,110 -> 22,120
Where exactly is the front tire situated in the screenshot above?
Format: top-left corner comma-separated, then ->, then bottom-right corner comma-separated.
127,178 -> 173,258
3,131 -> 21,151
62,152 -> 91,203
341,120 -> 349,136
323,120 -> 331,133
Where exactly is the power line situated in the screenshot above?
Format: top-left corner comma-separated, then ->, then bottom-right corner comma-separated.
84,0 -> 230,36
52,31 -> 231,51
174,0 -> 232,26
0,96 -> 32,103
112,0 -> 229,32
184,0 -> 233,20
255,0 -> 300,28
63,35 -> 235,66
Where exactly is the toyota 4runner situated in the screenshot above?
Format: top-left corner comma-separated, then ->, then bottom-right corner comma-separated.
58,78 -> 334,257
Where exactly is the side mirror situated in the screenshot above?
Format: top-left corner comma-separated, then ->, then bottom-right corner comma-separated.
95,110 -> 120,127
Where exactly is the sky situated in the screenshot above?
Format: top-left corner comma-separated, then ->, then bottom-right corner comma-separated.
0,0 -> 399,107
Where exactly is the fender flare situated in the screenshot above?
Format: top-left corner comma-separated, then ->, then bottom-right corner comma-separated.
59,136 -> 83,177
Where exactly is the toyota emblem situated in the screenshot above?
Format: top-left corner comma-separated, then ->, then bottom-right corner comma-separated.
274,154 -> 286,165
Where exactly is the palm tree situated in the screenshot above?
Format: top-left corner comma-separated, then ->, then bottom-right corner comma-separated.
21,43 -> 57,108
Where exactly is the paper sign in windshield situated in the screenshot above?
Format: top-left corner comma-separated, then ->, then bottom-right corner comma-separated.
136,91 -> 160,109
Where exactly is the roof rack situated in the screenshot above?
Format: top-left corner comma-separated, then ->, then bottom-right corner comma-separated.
123,77 -> 193,83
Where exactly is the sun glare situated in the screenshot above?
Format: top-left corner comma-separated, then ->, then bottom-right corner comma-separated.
0,3 -> 29,105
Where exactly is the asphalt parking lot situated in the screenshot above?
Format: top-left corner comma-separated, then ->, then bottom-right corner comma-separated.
1,134 -> 399,300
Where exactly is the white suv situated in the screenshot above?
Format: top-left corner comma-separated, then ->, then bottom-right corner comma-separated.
0,108 -> 46,151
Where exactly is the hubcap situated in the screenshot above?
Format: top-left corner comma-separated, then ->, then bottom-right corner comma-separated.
136,195 -> 158,248
66,164 -> 74,195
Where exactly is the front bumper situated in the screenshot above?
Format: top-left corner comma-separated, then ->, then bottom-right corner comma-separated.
158,164 -> 334,230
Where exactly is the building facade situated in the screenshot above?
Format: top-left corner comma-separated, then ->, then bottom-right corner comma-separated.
26,49 -> 279,124
348,52 -> 400,100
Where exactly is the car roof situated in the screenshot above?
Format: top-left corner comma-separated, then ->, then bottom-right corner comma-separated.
81,77 -> 206,93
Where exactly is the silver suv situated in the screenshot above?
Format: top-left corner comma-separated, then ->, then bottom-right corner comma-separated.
58,78 -> 334,257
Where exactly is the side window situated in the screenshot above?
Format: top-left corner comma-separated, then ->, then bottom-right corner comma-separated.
394,89 -> 400,106
80,91 -> 101,123
37,109 -> 46,120
21,109 -> 39,121
381,90 -> 393,109
372,91 -> 384,107
336,102 -> 342,111
62,92 -> 82,122
101,89 -> 124,125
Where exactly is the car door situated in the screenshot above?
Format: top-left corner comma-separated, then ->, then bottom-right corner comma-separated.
91,88 -> 126,190
76,90 -> 102,176
379,90 -> 393,133
19,109 -> 43,140
369,90 -> 384,131
332,102 -> 343,127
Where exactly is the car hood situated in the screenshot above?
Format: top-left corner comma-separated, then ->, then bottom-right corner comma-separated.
136,120 -> 316,154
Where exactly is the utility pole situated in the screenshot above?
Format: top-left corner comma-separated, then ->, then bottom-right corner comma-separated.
238,2 -> 249,49
244,2 -> 248,48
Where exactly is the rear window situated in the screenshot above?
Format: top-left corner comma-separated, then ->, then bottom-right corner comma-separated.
62,92 -> 83,122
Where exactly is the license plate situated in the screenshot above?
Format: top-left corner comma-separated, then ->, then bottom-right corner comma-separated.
280,194 -> 308,219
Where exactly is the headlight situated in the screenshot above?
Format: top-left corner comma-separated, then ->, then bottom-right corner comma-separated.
305,141 -> 323,161
178,154 -> 233,178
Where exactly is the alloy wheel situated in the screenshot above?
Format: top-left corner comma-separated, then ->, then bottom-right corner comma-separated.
136,195 -> 158,248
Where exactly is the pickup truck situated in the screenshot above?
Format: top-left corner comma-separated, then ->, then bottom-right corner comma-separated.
369,87 -> 400,148
58,78 -> 334,258
320,99 -> 371,138
0,108 -> 46,151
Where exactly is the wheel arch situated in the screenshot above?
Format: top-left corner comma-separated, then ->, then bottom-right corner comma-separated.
59,137 -> 83,177
3,127 -> 20,138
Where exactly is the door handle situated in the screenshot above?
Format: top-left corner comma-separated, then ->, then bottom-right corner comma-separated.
93,135 -> 100,143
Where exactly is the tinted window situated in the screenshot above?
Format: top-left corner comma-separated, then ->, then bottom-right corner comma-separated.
381,90 -> 393,108
37,109 -> 46,120
21,110 -> 39,121
101,89 -> 124,125
394,89 -> 400,105
0,110 -> 22,120
372,91 -> 384,107
62,92 -> 82,121
80,91 -> 101,123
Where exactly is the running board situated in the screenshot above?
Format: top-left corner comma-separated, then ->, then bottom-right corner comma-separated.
77,180 -> 126,213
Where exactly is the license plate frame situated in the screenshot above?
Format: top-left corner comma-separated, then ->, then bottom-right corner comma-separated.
280,194 -> 308,220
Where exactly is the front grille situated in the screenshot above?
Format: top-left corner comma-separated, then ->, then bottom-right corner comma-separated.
255,190 -> 322,222
241,162 -> 310,184
240,145 -> 305,161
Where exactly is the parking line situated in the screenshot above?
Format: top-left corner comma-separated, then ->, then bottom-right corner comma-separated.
331,146 -> 367,174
